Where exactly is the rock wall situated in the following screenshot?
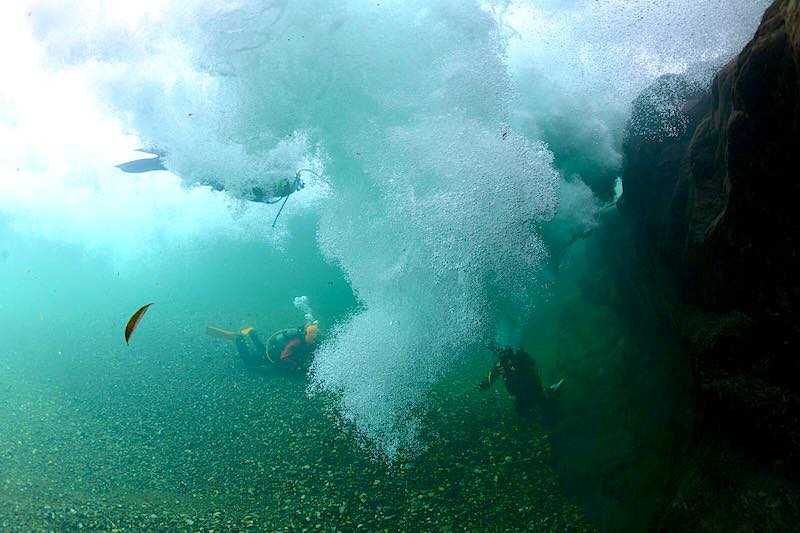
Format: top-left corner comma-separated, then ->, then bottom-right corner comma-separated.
620,0 -> 800,528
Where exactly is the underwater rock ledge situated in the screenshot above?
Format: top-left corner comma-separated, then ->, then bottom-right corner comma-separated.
621,0 -> 800,529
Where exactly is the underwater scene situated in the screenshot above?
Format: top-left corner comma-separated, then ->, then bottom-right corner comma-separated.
2,1 -> 800,531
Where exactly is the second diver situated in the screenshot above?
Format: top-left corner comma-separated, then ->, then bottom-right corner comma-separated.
206,299 -> 320,371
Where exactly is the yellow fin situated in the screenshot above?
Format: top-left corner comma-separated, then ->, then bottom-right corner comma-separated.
206,325 -> 242,340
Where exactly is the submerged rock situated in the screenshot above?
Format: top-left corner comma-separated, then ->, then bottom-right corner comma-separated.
684,0 -> 800,320
620,0 -> 800,529
621,73 -> 711,270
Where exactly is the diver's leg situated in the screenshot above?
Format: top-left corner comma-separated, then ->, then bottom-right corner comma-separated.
233,336 -> 249,361
234,336 -> 260,367
246,331 -> 268,357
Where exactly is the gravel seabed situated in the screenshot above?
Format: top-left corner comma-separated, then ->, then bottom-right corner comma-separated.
1,349 -> 592,532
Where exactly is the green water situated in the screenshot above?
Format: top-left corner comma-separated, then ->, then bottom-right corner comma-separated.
1,208 -> 692,532
1,217 -> 594,531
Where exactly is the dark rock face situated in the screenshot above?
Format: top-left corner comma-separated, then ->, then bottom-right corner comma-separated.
686,0 -> 800,320
620,0 -> 800,529
685,0 -> 800,460
621,74 -> 711,273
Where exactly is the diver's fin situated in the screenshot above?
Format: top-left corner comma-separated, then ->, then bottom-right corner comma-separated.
206,325 -> 243,340
116,156 -> 167,174
548,378 -> 565,393
116,149 -> 167,174
240,326 -> 255,336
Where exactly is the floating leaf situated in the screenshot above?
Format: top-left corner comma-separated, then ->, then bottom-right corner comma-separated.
125,303 -> 153,344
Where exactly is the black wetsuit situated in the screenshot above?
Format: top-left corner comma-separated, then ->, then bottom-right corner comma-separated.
234,327 -> 312,369
490,348 -> 558,425
116,151 -> 303,205
234,331 -> 269,367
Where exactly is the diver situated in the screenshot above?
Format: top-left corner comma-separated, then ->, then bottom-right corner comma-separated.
256,172 -> 307,227
116,149 -> 308,203
116,149 -> 311,226
206,299 -> 320,371
478,346 -> 563,425
251,174 -> 305,204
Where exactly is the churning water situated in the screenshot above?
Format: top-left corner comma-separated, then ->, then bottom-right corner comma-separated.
0,1 -> 769,531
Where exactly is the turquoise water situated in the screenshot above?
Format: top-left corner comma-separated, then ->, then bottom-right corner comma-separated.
1,216 -> 591,530
0,1 -> 769,531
